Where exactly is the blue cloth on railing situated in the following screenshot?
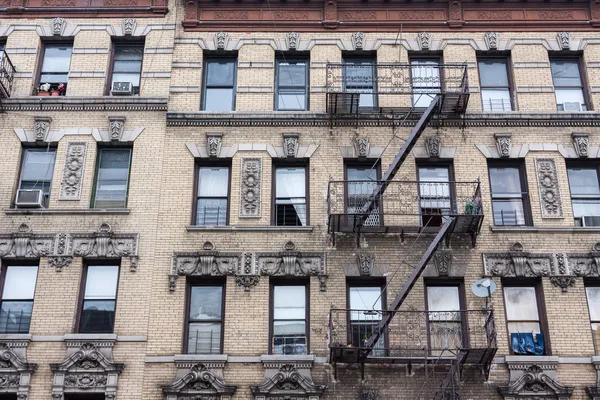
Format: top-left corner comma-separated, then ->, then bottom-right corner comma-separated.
511,332 -> 545,355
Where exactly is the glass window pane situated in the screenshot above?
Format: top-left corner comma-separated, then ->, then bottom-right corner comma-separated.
198,167 -> 229,197
41,45 -> 72,73
274,286 -> 305,320
412,60 -> 441,88
21,150 -> 56,182
478,60 -> 509,87
0,301 -> 33,333
349,286 -> 382,311
273,320 -> 306,355
592,322 -> 600,354
492,200 -> 525,226
84,266 -> 119,299
2,266 -> 38,299
573,200 -> 600,218
113,60 -> 143,73
188,322 -> 221,354
95,149 -> 131,208
276,167 -> 306,198
481,89 -> 511,112
114,46 -> 143,62
555,88 -> 586,110
275,203 -> 307,227
551,60 -> 582,86
39,73 -> 69,84
204,88 -> 234,111
419,167 -> 450,199
568,168 -> 600,195
278,62 -> 306,87
196,199 -> 228,226
278,92 -> 306,111
189,286 -> 222,320
504,287 -> 540,321
489,167 -> 522,194
347,167 -> 377,182
587,287 -> 600,321
427,286 -> 460,312
80,300 -> 115,333
206,60 -> 235,86
344,64 -> 375,88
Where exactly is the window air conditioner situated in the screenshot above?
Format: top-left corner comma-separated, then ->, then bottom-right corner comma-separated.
111,81 -> 133,96
582,216 -> 600,227
15,189 -> 44,208
562,102 -> 582,112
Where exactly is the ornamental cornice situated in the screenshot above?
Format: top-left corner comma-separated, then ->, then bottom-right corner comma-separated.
4,96 -> 168,112
163,361 -> 236,400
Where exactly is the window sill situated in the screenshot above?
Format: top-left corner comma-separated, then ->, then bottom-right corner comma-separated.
174,354 -> 228,362
5,208 -> 130,215
490,225 -> 600,233
260,354 -> 315,362
186,225 -> 313,232
0,333 -> 32,341
64,333 -> 118,341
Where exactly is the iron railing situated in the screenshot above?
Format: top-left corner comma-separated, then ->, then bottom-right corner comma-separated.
329,309 -> 496,360
0,51 -> 15,99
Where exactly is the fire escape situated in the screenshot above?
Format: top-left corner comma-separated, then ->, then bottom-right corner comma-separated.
326,63 -> 497,399
0,50 -> 15,110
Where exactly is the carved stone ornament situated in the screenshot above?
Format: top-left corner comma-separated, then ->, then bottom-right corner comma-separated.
550,276 -> 576,292
534,158 -> 563,218
417,32 -> 432,50
257,241 -> 327,282
34,116 -> 51,142
0,223 -> 54,259
283,133 -> 299,158
362,389 -> 379,400
162,362 -> 237,400
351,31 -> 365,50
52,17 -> 66,35
498,364 -> 573,399
215,31 -> 228,49
483,242 -> 553,278
59,142 -> 87,201
494,133 -> 512,158
557,31 -> 572,49
432,251 -> 452,277
286,31 -> 300,50
71,223 -> 139,259
240,158 -> 262,218
424,135 -> 441,158
567,242 -> 600,278
236,275 -> 260,291
572,132 -> 589,158
357,252 -> 374,276
207,133 -> 222,157
122,18 -> 136,35
50,342 -> 124,400
251,362 -> 327,399
0,341 -> 37,400
485,32 -> 498,50
354,137 -> 369,158
108,117 -> 125,142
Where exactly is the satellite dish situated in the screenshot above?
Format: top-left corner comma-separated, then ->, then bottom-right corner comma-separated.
472,278 -> 496,298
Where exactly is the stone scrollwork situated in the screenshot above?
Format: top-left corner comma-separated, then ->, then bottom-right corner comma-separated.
251,361 -> 326,399
351,31 -> 365,50
557,31 -> 572,49
424,135 -> 441,158
286,31 -> 300,50
498,364 -> 573,399
236,275 -> 260,291
240,158 -> 262,218
572,132 -> 589,158
108,117 -> 126,142
353,137 -> 369,158
417,32 -> 431,50
432,250 -> 452,277
163,361 -> 236,400
0,223 -> 54,259
549,276 -> 576,292
52,17 -> 66,35
50,341 -> 124,400
534,158 -> 563,218
483,242 -> 553,278
59,142 -> 87,201
283,133 -> 299,158
485,32 -> 498,49
71,223 -> 138,259
257,241 -> 327,279
494,133 -> 512,158
122,17 -> 136,35
215,31 -> 228,49
357,252 -> 374,276
0,341 -> 37,400
207,133 -> 223,157
34,116 -> 51,142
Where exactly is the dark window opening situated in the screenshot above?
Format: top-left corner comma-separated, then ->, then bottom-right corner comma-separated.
418,164 -> 453,227
186,282 -> 224,354
488,161 -> 531,226
37,43 -> 72,95
276,56 -> 309,111
17,148 -> 57,208
202,57 -> 237,111
478,57 -> 513,112
0,265 -> 38,334
342,54 -> 377,110
92,148 -> 132,209
274,165 -> 307,226
109,42 -> 144,95
345,163 -> 381,227
78,265 -> 119,334
503,283 -> 548,355
567,164 -> 600,226
194,165 -> 230,226
550,57 -> 589,111
271,282 -> 308,355
347,282 -> 385,356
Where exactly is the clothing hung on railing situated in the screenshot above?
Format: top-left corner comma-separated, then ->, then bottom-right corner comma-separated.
510,332 -> 545,355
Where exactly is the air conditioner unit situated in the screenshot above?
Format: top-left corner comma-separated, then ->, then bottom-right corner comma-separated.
15,189 -> 44,208
111,81 -> 133,96
562,102 -> 582,112
582,216 -> 600,227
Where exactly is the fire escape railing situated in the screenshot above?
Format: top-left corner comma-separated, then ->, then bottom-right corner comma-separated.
0,51 -> 15,99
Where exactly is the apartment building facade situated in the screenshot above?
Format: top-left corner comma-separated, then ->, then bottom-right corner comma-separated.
1,0 -> 600,399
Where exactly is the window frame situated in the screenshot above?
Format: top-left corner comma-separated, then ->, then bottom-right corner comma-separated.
271,160 -> 310,226
477,54 -> 515,112
269,278 -> 310,355
35,40 -> 73,94
90,146 -> 133,209
76,261 -> 121,334
424,279 -> 469,352
501,279 -> 551,355
0,260 -> 39,334
191,161 -> 232,226
106,40 -> 145,96
342,53 -> 378,110
344,160 -> 383,227
201,55 -> 238,111
487,159 -> 533,226
549,54 -> 591,111
585,280 -> 600,354
416,160 -> 456,227
17,146 -> 58,208
346,278 -> 387,354
566,161 -> 600,226
183,277 -> 226,355
409,54 -> 443,108
274,54 -> 309,111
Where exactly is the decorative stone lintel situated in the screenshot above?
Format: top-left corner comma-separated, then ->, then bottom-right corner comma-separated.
207,133 -> 223,158
257,241 -> 327,279
34,116 -> 52,142
353,137 -> 369,158
485,32 -> 498,49
357,252 -> 374,276
251,356 -> 326,399
0,339 -> 37,400
351,31 -> 365,50
122,18 -> 136,35
499,362 -> 573,399
483,242 -> 553,278
572,132 -> 590,158
550,275 -> 576,292
215,31 -> 228,50
162,360 -> 236,400
108,116 -> 126,142
494,133 -> 512,158
417,32 -> 431,50
424,135 -> 441,158
283,133 -> 299,158
285,31 -> 300,50
557,31 -> 572,49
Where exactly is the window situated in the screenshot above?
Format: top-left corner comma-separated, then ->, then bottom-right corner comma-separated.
343,55 -> 377,110
0,265 -> 38,333
348,282 -> 385,356
109,42 -> 144,95
586,285 -> 600,353
276,56 -> 308,111
426,283 -> 464,354
202,57 -> 236,111
274,165 -> 307,226
418,164 -> 453,227
18,148 -> 57,208
411,57 -> 441,108
78,265 -> 119,334
503,284 -> 547,355
186,283 -> 224,354
194,165 -> 229,226
38,43 -> 72,93
567,165 -> 600,226
91,148 -> 132,209
488,162 -> 530,226
271,283 -> 308,355
550,57 -> 588,111
345,163 -> 381,227
478,57 -> 513,112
